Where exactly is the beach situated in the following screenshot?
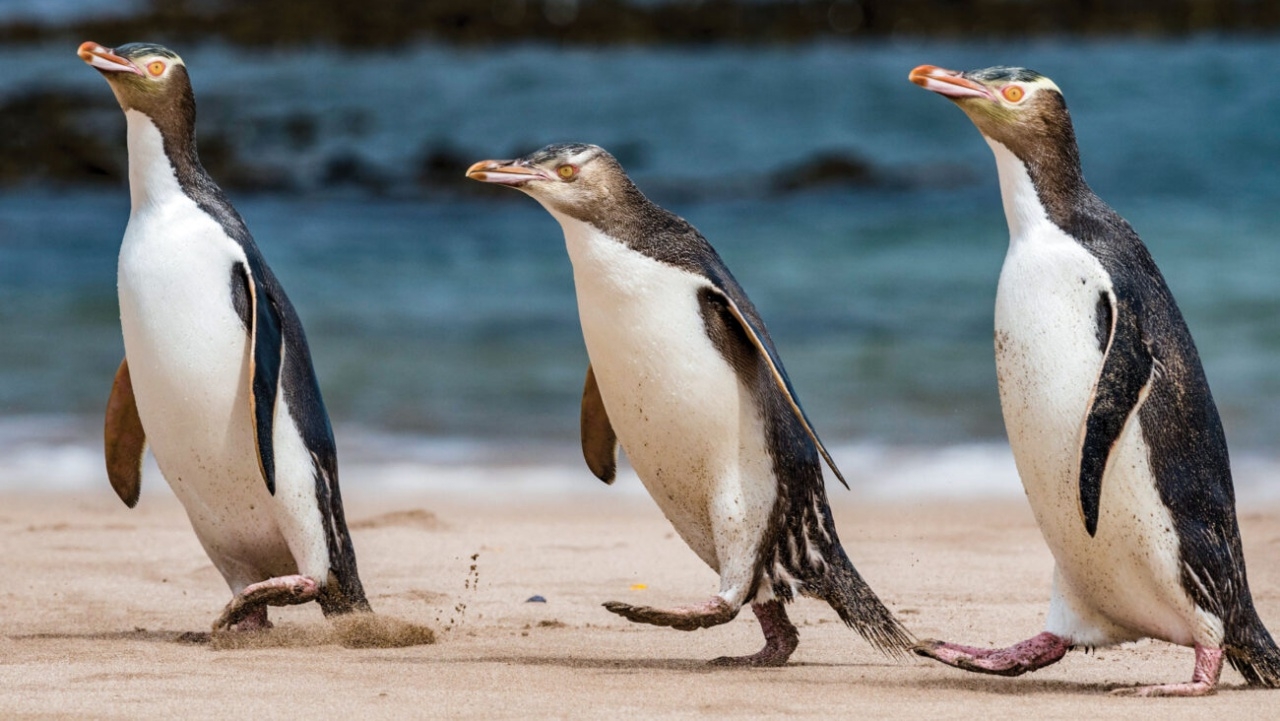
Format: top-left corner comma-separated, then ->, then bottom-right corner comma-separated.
3,484 -> 1278,719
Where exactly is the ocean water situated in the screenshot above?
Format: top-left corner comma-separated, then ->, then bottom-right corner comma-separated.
1,37 -> 1279,497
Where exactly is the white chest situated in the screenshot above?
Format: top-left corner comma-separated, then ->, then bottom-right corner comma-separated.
116,113 -> 277,540
553,211 -> 774,566
987,140 -> 1197,643
117,113 -> 251,432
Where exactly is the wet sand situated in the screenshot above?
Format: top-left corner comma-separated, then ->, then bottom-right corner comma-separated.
2,488 -> 1278,719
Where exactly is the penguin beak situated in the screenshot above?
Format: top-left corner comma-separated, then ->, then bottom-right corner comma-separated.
909,65 -> 993,101
78,41 -> 143,75
465,159 -> 551,187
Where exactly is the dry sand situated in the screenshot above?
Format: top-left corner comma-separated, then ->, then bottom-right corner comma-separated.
2,487 -> 1279,719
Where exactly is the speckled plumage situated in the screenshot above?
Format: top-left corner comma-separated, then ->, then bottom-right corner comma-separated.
912,63 -> 1280,693
469,144 -> 910,662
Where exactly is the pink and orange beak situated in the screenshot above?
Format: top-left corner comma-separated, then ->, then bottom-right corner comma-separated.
909,65 -> 993,101
77,41 -> 142,75
465,159 -> 551,187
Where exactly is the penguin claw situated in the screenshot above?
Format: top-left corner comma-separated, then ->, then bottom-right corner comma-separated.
1111,645 -> 1222,697
602,597 -> 738,631
708,651 -> 790,668
911,639 -> 945,656
212,575 -> 320,632
1110,682 -> 1216,698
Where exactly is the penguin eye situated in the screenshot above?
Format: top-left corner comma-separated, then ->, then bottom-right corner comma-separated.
147,61 -> 166,77
556,164 -> 578,180
1002,85 -> 1026,103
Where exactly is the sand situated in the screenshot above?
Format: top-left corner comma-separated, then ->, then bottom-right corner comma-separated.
2,487 -> 1279,719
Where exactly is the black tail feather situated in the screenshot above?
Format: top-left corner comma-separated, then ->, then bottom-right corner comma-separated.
802,546 -> 915,659
1226,622 -> 1280,687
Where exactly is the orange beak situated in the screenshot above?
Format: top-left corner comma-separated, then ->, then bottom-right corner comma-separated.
909,65 -> 993,100
465,159 -> 551,187
78,41 -> 143,75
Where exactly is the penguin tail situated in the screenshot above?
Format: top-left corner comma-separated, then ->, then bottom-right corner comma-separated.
804,546 -> 915,659
317,570 -> 373,617
1225,619 -> 1280,687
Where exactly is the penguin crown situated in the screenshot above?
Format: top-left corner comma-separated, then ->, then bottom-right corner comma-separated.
466,143 -> 642,219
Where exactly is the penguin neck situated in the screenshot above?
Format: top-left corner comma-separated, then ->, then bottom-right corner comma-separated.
124,108 -> 209,214
985,136 -> 1089,243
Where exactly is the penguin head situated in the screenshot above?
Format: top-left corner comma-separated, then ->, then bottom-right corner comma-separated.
78,41 -> 192,118
909,65 -> 1073,161
466,143 -> 638,220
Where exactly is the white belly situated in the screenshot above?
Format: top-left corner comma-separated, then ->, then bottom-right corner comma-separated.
995,226 -> 1201,646
555,211 -> 775,591
119,201 -> 297,591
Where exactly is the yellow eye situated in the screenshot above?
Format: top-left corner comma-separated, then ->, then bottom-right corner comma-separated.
147,61 -> 165,77
557,165 -> 577,179
1002,85 -> 1025,103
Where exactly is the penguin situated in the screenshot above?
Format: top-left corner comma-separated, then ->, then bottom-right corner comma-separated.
80,41 -> 370,631
466,144 -> 911,665
909,64 -> 1280,696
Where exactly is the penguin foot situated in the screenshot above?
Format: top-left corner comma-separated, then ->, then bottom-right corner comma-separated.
229,605 -> 273,632
709,600 -> 799,667
213,575 -> 320,632
1111,644 -> 1222,697
603,596 -> 737,631
912,631 -> 1070,677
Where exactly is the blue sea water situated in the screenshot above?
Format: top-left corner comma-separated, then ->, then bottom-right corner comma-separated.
1,37 -> 1279,496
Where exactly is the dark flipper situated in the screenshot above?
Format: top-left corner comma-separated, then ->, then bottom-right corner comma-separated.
237,261 -> 284,495
699,286 -> 848,489
1078,290 -> 1153,537
580,364 -> 618,484
104,358 -> 145,508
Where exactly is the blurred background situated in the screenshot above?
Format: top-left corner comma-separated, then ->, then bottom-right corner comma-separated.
1,0 -> 1278,497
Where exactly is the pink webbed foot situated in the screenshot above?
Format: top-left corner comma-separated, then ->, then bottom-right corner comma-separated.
914,631 -> 1071,676
603,596 -> 738,631
1111,644 -> 1223,697
212,575 -> 320,632
709,600 -> 799,667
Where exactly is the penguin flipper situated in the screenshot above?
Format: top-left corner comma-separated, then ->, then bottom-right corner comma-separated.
104,357 -> 145,508
1078,290 -> 1155,537
697,286 -> 848,489
239,261 -> 284,495
581,364 -> 618,484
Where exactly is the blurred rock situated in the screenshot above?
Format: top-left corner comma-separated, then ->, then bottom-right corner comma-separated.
0,90 -> 124,186
321,150 -> 391,194
770,151 -> 880,193
8,0 -> 1277,48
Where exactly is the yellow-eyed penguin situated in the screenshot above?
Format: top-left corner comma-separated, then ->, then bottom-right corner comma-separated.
909,64 -> 1280,696
466,144 -> 911,665
80,41 -> 370,631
